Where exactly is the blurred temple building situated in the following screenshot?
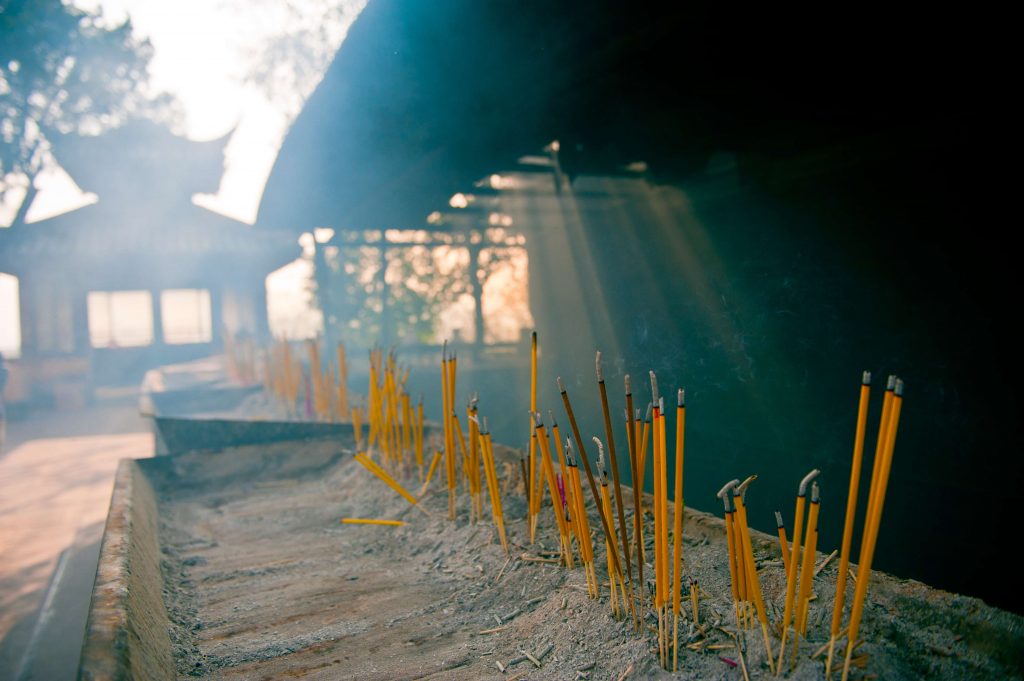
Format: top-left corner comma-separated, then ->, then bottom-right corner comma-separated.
0,120 -> 295,409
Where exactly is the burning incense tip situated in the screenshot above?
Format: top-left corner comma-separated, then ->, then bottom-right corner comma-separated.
341,518 -> 406,526
677,388 -> 685,407
862,370 -> 872,385
886,374 -> 896,390
596,351 -> 604,382
811,482 -> 820,503
592,437 -> 606,476
557,376 -> 566,393
624,374 -> 631,394
799,468 -> 821,496
894,378 -> 904,396
644,403 -> 652,422
775,510 -> 784,528
565,439 -> 576,466
549,410 -> 558,427
649,371 -> 660,404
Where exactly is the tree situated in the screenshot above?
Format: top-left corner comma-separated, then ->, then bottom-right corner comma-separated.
0,0 -> 171,226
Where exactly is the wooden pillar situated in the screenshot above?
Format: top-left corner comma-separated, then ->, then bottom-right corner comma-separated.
378,241 -> 391,345
209,285 -> 222,346
469,241 -> 485,352
151,289 -> 164,347
17,272 -> 35,358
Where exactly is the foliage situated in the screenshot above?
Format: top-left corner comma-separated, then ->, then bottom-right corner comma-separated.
0,0 -> 172,216
238,0 -> 359,116
315,235 -> 522,348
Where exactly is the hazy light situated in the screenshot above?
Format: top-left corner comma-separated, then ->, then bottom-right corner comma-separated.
486,174 -> 519,190
314,227 -> 335,243
266,258 -> 321,340
0,273 -> 21,357
449,193 -> 470,209
516,155 -> 554,167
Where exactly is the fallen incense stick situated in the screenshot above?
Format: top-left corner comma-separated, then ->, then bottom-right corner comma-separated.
340,518 -> 405,526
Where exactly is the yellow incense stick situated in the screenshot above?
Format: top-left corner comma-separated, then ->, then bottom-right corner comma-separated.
536,415 -> 573,567
354,453 -> 430,516
791,483 -> 821,667
480,422 -> 509,552
796,487 -> 821,637
672,389 -> 685,672
529,331 -> 538,539
716,481 -> 742,626
341,518 -> 405,526
734,478 -> 776,675
442,344 -> 455,519
624,376 -> 644,614
775,511 -> 790,575
419,450 -> 443,497
567,444 -> 596,597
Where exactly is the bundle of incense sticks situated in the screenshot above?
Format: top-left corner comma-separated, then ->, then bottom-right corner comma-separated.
594,438 -> 629,618
362,348 -> 421,476
596,354 -> 633,608
630,370 -> 689,669
340,339 -> 910,679
565,439 -> 598,598
335,342 -> 350,420
478,417 -> 509,552
306,339 -> 328,421
558,376 -> 625,589
534,412 -> 574,567
777,468 -> 821,670
265,337 -> 302,414
733,477 -> 776,675
836,376 -> 904,680
442,342 -> 457,519
223,329 -> 252,384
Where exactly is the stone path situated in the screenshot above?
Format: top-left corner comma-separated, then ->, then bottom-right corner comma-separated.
0,404 -> 152,681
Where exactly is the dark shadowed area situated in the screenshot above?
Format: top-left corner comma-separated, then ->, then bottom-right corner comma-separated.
255,2 -> 1016,614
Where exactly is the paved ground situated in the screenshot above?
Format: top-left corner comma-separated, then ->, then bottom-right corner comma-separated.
0,400 -> 152,681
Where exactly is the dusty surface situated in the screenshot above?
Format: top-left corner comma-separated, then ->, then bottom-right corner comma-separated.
145,438 -> 1024,681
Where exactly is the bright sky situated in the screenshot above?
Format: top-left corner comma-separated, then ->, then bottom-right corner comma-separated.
16,0 -> 366,226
